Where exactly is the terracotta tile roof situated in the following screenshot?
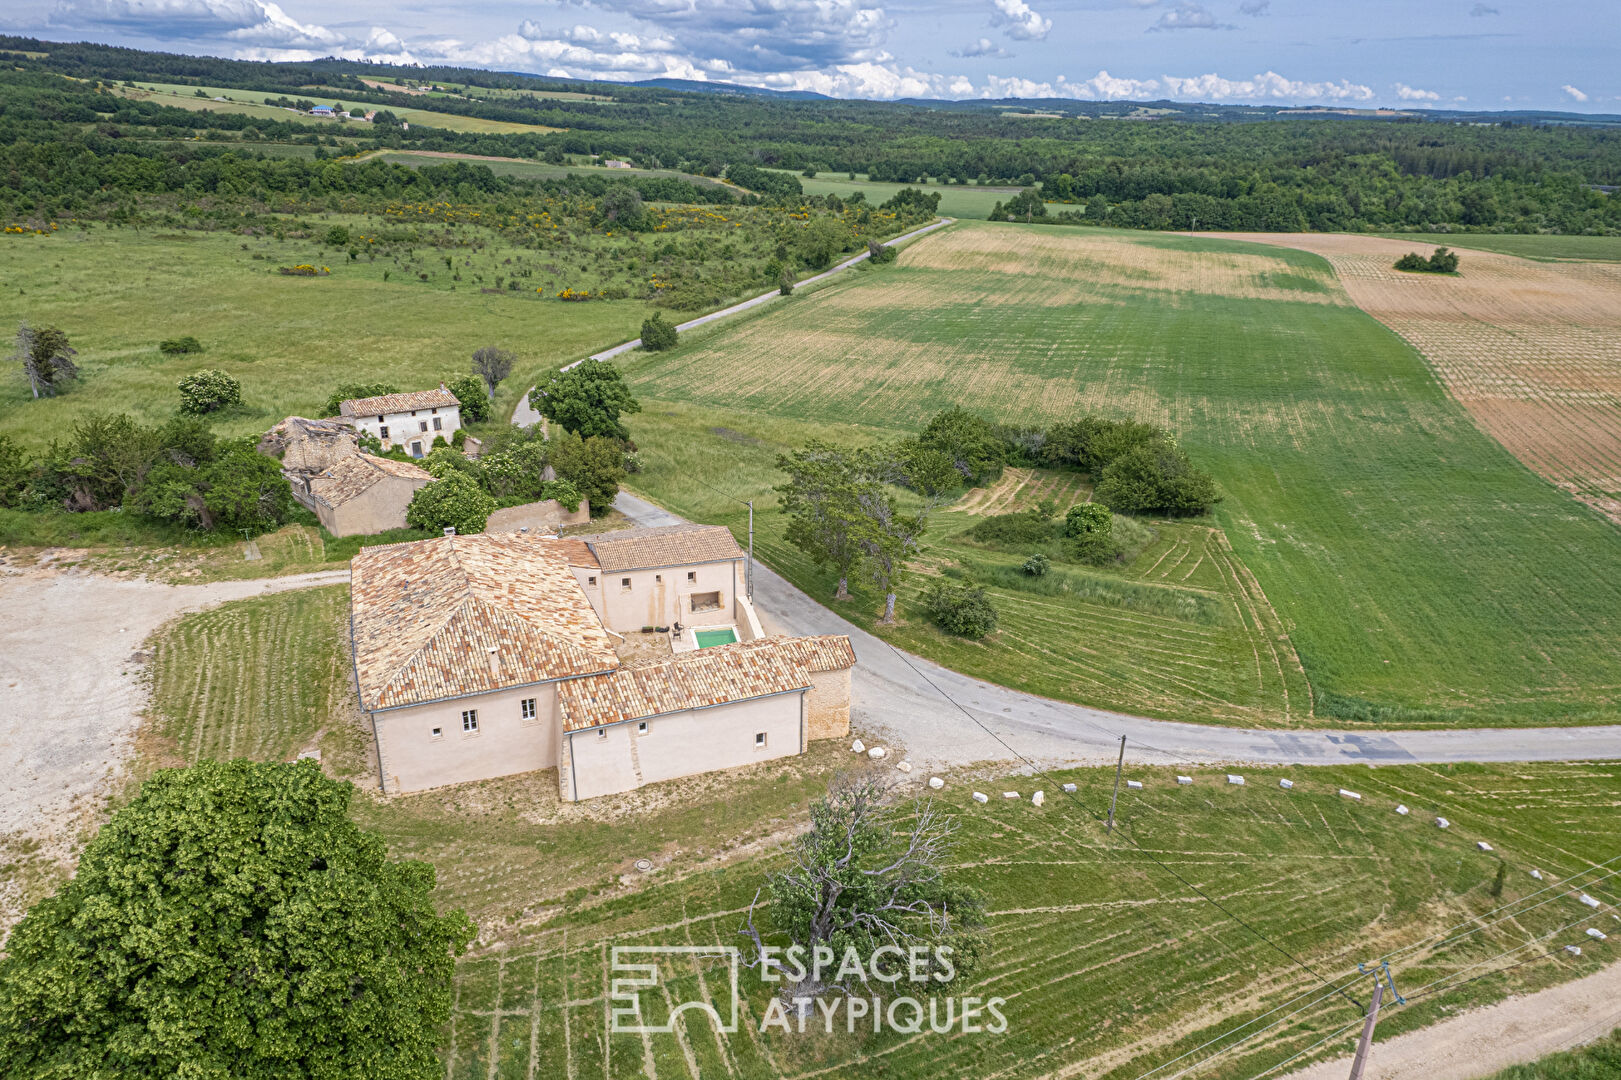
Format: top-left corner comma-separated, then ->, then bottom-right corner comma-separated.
308,453 -> 432,509
526,538 -> 599,568
576,523 -> 744,572
708,634 -> 856,672
351,535 -> 618,711
339,387 -> 461,417
557,641 -> 812,732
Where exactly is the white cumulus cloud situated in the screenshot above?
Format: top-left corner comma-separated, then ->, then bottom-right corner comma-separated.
1160,71 -> 1374,101
1395,83 -> 1440,101
1149,2 -> 1231,31
1562,84 -> 1589,102
989,0 -> 1052,42
953,37 -> 1011,58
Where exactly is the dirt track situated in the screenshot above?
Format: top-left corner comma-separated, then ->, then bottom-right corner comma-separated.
1210,232 -> 1621,525
1284,958 -> 1621,1080
0,557 -> 349,921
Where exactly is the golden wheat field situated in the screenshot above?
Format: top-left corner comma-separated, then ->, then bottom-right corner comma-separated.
1218,232 -> 1621,524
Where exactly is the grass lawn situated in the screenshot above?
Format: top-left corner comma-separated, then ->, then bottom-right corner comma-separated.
1376,233 -> 1621,262
619,220 -> 1621,727
138,586 -> 1621,1079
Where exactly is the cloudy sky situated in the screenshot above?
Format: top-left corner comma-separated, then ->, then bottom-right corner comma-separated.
4,0 -> 1614,110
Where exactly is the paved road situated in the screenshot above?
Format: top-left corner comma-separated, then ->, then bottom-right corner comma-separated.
511,218 -> 956,425
612,493 -> 1621,771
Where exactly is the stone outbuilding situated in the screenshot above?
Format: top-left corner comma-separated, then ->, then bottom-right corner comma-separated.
305,453 -> 434,537
339,386 -> 462,458
260,416 -> 358,498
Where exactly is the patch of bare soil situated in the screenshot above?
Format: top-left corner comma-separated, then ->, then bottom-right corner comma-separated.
1283,958 -> 1621,1080
1211,233 -> 1621,525
0,560 -> 350,937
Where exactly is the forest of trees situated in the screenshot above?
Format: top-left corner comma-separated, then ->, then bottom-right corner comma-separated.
1,37 -> 1619,234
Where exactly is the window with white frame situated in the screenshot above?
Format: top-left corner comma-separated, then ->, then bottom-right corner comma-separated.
637,721 -> 649,735
587,575 -> 597,586
461,709 -> 479,733
520,698 -> 537,722
754,732 -> 767,748
596,727 -> 607,739
621,577 -> 632,591
687,571 -> 697,583
431,727 -> 442,739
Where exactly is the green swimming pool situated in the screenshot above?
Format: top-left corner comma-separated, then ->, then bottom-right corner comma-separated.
694,627 -> 739,648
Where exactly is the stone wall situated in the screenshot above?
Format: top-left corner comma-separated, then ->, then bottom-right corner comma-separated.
485,498 -> 591,534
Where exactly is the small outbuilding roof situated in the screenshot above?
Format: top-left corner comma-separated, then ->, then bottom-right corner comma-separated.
351,534 -> 618,711
339,387 -> 461,417
308,453 -> 432,509
576,523 -> 744,572
708,634 -> 856,673
556,640 -> 812,732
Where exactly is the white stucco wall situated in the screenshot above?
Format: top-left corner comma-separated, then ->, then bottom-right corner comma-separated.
561,690 -> 805,801
582,559 -> 743,633
350,404 -> 461,456
373,681 -> 560,794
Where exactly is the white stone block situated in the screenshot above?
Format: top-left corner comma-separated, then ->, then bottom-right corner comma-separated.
1580,894 -> 1600,909
1126,780 -> 1143,790
851,740 -> 866,754
1339,789 -> 1362,801
1477,841 -> 1493,852
1396,805 -> 1410,815
1226,774 -> 1245,786
1279,779 -> 1294,790
896,760 -> 912,773
1531,869 -> 1544,881
928,776 -> 944,790
1587,928 -> 1608,941
1003,791 -> 1020,799
1062,783 -> 1077,793
867,746 -> 886,759
1176,775 -> 1193,786
1566,945 -> 1583,956
1032,791 -> 1045,807
1436,817 -> 1450,829
972,791 -> 988,804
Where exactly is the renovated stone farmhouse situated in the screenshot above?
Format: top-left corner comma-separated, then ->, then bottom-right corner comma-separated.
349,529 -> 855,800
340,385 -> 462,457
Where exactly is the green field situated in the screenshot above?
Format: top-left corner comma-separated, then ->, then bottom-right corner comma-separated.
620,220 -> 1621,727
1377,232 -> 1621,261
115,81 -> 565,134
0,225 -> 646,446
138,586 -> 1621,1080
777,170 -> 1071,220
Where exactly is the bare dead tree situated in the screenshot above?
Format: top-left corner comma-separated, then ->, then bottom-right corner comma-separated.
740,772 -> 985,1002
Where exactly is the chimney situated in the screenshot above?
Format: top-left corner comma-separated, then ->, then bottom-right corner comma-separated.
440,381 -> 447,391
487,646 -> 501,677
520,526 -> 530,534
443,526 -> 456,537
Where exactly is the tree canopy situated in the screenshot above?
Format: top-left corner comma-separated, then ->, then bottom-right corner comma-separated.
529,363 -> 642,441
0,759 -> 474,1079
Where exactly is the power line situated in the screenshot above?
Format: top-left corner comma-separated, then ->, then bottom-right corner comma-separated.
878,637 -> 1368,1014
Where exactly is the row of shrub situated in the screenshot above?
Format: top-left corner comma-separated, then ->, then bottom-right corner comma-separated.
0,416 -> 293,534
900,407 -> 1220,516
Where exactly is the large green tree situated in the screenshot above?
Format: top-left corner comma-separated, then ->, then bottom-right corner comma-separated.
529,363 -> 642,441
776,441 -> 867,601
406,470 -> 496,534
0,759 -> 474,1079
547,429 -> 627,515
10,323 -> 79,399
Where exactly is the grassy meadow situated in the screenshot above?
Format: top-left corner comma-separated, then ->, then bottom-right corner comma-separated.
619,220 -> 1621,727
138,586 -> 1621,1080
774,170 -> 1072,220
113,81 -> 565,134
1486,1030 -> 1621,1079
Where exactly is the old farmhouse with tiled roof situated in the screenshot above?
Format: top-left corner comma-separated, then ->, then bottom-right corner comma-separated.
339,384 -> 463,458
350,531 -> 855,800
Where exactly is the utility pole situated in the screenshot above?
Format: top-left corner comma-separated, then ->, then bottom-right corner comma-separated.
1106,735 -> 1126,833
747,500 -> 754,601
1347,977 -> 1385,1080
